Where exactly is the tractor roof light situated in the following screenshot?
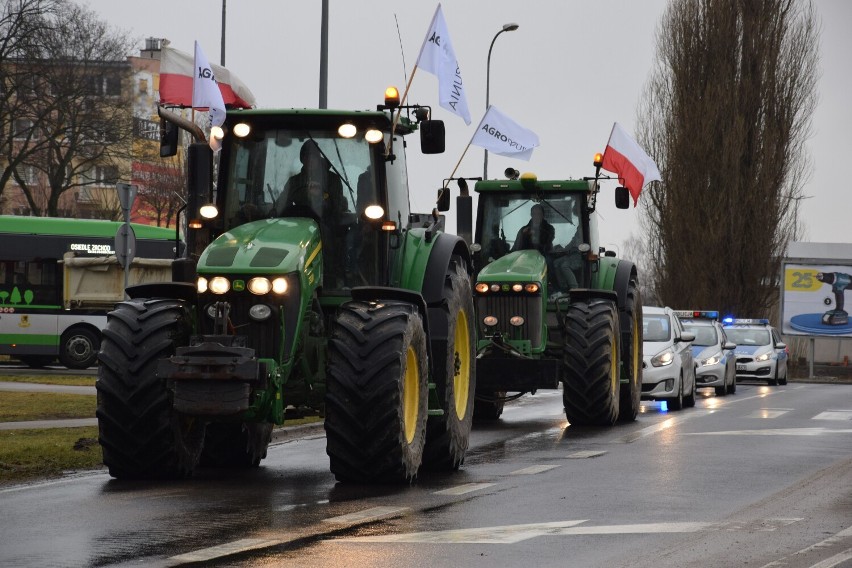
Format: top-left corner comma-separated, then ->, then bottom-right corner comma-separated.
233,122 -> 251,137
593,152 -> 604,168
338,123 -> 357,138
519,172 -> 537,191
364,205 -> 384,220
384,86 -> 400,109
365,129 -> 384,143
199,203 -> 219,219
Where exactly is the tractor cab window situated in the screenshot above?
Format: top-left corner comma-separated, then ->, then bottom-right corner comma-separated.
478,193 -> 584,291
223,127 -> 383,290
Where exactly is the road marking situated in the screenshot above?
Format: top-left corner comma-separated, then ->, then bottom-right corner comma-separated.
813,410 -> 852,421
168,537 -> 292,563
747,409 -> 792,419
338,520 -> 711,544
509,464 -> 560,475
433,483 -> 495,496
567,450 -> 607,459
760,526 -> 852,568
322,506 -> 409,525
686,428 -> 852,437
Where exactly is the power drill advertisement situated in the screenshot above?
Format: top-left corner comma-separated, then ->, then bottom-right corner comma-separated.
782,263 -> 852,336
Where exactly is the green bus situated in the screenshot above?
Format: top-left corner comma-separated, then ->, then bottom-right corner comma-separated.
0,216 -> 178,369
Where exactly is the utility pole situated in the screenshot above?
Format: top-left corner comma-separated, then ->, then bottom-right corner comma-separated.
319,0 -> 328,108
220,0 -> 226,66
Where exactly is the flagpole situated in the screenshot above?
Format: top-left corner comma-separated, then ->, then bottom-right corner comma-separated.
386,65 -> 420,156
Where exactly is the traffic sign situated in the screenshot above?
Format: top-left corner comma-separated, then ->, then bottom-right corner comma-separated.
114,223 -> 137,268
116,183 -> 137,220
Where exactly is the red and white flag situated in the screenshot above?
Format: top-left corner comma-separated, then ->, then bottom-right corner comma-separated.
415,4 -> 471,125
159,41 -> 256,112
601,122 -> 661,206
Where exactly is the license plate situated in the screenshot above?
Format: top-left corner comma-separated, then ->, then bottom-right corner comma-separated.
736,365 -> 746,372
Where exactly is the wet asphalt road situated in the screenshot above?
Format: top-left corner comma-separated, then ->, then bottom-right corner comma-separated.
1,382 -> 850,568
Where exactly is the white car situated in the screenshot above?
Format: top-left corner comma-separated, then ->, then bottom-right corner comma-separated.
676,311 -> 738,396
642,306 -> 697,410
722,318 -> 789,386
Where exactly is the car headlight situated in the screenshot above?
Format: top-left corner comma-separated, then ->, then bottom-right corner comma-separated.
701,352 -> 722,367
651,348 -> 674,367
755,351 -> 771,362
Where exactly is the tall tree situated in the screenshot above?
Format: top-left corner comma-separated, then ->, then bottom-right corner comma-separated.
3,0 -> 136,216
637,0 -> 819,317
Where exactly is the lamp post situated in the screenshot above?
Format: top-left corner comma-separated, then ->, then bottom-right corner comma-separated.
484,22 -> 519,180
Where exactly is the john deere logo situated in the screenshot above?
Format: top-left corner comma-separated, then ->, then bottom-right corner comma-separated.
232,280 -> 245,292
18,315 -> 30,328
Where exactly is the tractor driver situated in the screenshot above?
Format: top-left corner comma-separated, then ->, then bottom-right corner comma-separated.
511,203 -> 555,255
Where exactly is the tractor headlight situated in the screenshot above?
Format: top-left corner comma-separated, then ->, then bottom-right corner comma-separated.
209,276 -> 230,294
483,316 -> 498,327
248,277 -> 272,295
248,304 -> 273,321
510,316 -> 525,326
475,282 -> 489,294
197,277 -> 209,293
490,284 -> 500,292
512,283 -> 523,292
524,283 -> 540,293
271,277 -> 288,294
206,304 -> 217,318
651,348 -> 674,367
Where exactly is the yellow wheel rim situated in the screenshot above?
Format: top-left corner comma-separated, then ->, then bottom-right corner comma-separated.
632,315 -> 640,383
403,345 -> 420,444
610,329 -> 619,396
453,308 -> 471,419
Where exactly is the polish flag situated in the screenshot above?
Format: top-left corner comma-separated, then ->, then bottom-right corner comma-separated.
159,41 -> 256,111
601,122 -> 661,206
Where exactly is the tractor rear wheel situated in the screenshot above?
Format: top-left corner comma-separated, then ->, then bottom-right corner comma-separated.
618,282 -> 642,422
325,301 -> 429,483
562,299 -> 621,426
423,260 -> 476,471
96,298 -> 204,479
200,422 -> 273,468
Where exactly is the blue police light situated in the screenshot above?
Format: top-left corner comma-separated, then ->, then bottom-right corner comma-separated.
722,317 -> 734,324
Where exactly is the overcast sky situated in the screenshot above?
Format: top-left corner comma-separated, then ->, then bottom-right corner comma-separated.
82,0 -> 852,250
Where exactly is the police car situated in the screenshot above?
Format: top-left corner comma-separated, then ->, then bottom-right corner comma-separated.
675,310 -> 737,396
722,318 -> 788,386
642,306 -> 697,410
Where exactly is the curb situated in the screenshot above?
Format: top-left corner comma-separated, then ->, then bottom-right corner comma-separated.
271,422 -> 326,443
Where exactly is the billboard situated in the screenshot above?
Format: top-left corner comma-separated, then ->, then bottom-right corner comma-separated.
781,243 -> 852,337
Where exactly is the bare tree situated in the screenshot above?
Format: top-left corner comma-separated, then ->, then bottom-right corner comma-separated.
135,155 -> 186,227
0,0 -> 59,202
637,0 -> 819,317
4,1 -> 136,216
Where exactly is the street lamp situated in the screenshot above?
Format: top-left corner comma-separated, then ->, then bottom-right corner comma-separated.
484,22 -> 519,180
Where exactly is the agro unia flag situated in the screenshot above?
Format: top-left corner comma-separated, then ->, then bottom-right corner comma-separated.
415,4 -> 471,125
601,122 -> 661,207
191,41 -> 226,127
470,105 -> 540,160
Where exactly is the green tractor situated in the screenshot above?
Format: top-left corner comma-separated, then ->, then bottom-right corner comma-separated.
450,165 -> 642,425
95,89 -> 476,482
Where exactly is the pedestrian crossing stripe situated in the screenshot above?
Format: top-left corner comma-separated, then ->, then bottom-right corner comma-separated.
686,428 -> 852,436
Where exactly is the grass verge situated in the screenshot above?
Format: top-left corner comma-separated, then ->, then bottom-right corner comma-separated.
0,375 -> 96,387
0,426 -> 102,485
0,392 -> 96,422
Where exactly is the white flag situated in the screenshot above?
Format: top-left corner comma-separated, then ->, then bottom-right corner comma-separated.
192,41 -> 226,127
415,4 -> 471,125
470,105 -> 540,160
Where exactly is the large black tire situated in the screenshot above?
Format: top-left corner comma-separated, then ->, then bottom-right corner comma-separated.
618,282 -> 642,422
669,374 -> 684,410
562,299 -> 621,426
96,298 -> 204,479
422,260 -> 476,471
473,391 -> 506,421
200,422 -> 273,468
59,326 -> 100,369
325,301 -> 429,483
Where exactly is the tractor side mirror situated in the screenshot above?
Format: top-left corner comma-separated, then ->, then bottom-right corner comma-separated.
420,119 -> 445,154
160,119 -> 179,157
615,186 -> 630,209
436,187 -> 450,212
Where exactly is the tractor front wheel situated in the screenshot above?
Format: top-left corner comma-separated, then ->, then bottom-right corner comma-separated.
325,301 -> 429,483
562,299 -> 621,426
422,260 -> 476,471
96,298 -> 204,479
